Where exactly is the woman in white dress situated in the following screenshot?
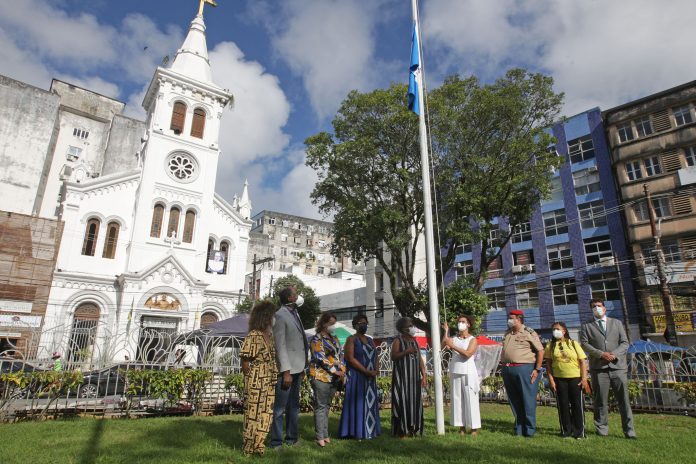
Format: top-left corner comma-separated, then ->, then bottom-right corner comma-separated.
443,315 -> 481,435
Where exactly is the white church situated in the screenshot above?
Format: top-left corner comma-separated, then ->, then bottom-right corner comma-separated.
0,7 -> 252,361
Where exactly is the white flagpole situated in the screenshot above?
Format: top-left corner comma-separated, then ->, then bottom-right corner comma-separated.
411,0 -> 445,435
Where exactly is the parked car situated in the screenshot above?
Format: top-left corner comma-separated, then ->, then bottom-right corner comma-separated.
0,358 -> 45,399
77,362 -> 166,398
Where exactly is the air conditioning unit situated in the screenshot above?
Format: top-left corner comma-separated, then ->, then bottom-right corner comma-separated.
588,165 -> 599,173
512,265 -> 524,273
522,264 -> 535,272
598,256 -> 615,267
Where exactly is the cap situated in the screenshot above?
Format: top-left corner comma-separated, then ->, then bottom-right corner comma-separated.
509,309 -> 524,316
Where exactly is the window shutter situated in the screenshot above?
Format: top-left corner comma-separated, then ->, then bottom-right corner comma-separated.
170,102 -> 186,134
661,149 -> 682,172
651,109 -> 671,132
672,191 -> 693,215
190,108 -> 205,138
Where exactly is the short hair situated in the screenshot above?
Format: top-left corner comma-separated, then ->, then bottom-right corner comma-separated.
590,298 -> 604,307
457,314 -> 475,328
395,317 -> 412,333
510,313 -> 524,323
351,313 -> 368,328
248,300 -> 277,332
278,286 -> 295,305
315,312 -> 337,332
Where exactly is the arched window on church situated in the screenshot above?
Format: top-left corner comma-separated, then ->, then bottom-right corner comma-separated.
81,218 -> 100,256
170,101 -> 187,135
150,203 -> 164,238
220,240 -> 230,275
200,311 -> 219,329
167,207 -> 181,238
182,209 -> 196,243
205,238 -> 214,272
191,108 -> 206,139
102,221 -> 120,259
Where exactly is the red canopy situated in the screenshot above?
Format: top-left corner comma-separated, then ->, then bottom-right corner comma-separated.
476,335 -> 502,346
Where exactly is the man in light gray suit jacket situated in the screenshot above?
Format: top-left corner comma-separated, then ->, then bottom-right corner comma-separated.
270,286 -> 309,448
580,298 -> 636,439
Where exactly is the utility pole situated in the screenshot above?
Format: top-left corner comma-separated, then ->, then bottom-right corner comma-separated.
613,253 -> 631,343
643,184 -> 679,346
251,254 -> 274,304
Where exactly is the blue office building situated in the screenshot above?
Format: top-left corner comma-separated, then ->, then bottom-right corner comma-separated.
448,108 -> 639,338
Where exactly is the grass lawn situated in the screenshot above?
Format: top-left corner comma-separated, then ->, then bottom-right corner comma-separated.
0,403 -> 694,464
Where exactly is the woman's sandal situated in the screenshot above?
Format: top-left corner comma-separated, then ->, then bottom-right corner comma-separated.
316,439 -> 326,447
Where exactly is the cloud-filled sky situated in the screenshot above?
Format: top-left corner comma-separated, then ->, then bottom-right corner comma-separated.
1,0 -> 695,220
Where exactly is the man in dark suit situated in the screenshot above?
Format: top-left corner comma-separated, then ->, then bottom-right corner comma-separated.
580,298 -> 636,439
270,286 -> 309,448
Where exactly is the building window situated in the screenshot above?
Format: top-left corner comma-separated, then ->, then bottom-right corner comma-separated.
190,108 -> 206,138
547,244 -> 573,270
643,156 -> 662,177
318,266 -> 324,275
685,146 -> 696,167
376,272 -> 384,292
568,137 -> 595,163
487,256 -> 503,279
673,105 -> 693,126
150,203 -> 165,238
625,160 -> 643,181
584,236 -> 613,265
513,250 -> 534,266
552,278 -> 578,305
166,152 -> 198,182
640,239 -> 681,265
487,225 -> 501,247
220,241 -> 230,274
170,101 -> 187,135
653,197 -> 671,218
281,247 -> 287,256
578,200 -> 607,229
572,168 -> 601,196
66,145 -> 82,161
635,116 -> 653,137
182,210 -> 196,243
81,218 -> 100,256
167,207 -> 181,238
280,234 -> 288,242
590,272 -> 620,301
516,282 -> 539,309
455,260 -> 474,280
485,287 -> 506,311
102,221 -> 120,259
455,243 -> 473,254
73,128 -> 89,140
268,217 -> 276,225
543,209 -> 568,237
205,238 -> 214,271
617,122 -> 634,143
548,177 -> 564,202
512,222 -> 532,243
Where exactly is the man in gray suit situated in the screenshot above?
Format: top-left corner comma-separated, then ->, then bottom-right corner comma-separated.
270,286 -> 309,448
580,298 -> 636,439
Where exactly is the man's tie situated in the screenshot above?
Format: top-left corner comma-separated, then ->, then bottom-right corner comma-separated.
598,319 -> 606,335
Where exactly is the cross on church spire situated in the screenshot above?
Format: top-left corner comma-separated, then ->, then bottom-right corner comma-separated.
197,0 -> 218,17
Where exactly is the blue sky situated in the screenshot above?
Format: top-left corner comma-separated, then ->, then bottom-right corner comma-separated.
1,0 -> 696,219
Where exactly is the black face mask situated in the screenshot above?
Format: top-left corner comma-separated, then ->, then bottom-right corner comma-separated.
356,324 -> 368,334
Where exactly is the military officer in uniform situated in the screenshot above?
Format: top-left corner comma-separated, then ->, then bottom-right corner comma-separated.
500,309 -> 544,437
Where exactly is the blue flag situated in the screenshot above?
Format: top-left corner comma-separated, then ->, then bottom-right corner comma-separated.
408,21 -> 420,115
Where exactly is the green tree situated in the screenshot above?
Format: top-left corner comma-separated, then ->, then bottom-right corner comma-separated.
440,277 -> 489,335
306,69 -> 563,328
234,295 -> 253,314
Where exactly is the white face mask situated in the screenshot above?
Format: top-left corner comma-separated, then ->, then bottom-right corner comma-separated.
295,295 -> 304,308
593,305 -> 604,318
507,319 -> 516,328
326,324 -> 336,333
552,329 -> 564,339
457,322 -> 468,331
408,327 -> 417,336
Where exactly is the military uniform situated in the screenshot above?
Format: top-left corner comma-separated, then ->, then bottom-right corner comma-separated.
501,322 -> 543,437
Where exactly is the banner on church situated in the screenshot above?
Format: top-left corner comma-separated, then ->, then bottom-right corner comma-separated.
207,250 -> 226,274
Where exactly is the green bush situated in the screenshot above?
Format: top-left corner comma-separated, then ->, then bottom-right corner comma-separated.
672,382 -> 696,405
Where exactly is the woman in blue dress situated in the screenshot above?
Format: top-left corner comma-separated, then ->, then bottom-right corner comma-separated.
338,314 -> 381,439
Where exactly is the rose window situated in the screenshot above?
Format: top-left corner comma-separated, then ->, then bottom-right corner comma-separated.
165,152 -> 198,183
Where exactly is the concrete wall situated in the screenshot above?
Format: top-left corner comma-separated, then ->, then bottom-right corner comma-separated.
0,75 -> 60,215
101,115 -> 146,176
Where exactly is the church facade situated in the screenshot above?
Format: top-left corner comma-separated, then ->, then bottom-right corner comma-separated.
0,9 -> 252,362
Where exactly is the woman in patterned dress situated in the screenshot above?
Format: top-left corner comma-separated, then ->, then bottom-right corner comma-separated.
310,312 -> 346,447
240,300 -> 278,455
338,314 -> 381,440
391,317 -> 426,437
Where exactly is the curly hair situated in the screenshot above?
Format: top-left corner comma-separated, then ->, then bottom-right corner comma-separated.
248,300 -> 277,332
315,312 -> 337,333
351,313 -> 368,329
395,317 -> 412,333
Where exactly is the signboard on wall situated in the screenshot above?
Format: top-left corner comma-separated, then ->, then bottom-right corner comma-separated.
652,313 -> 694,333
0,315 -> 42,328
0,300 -> 33,314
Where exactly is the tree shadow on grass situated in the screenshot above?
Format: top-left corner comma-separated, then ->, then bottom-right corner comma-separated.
78,418 -> 106,464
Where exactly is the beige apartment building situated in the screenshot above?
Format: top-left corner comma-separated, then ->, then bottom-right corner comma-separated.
604,81 -> 696,344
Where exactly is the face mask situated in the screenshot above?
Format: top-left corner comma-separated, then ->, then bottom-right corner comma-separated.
457,322 -> 468,331
356,324 -> 368,334
408,327 -> 417,336
593,305 -> 604,318
295,295 -> 304,308
507,319 -> 516,328
326,324 -> 336,333
552,329 -> 564,339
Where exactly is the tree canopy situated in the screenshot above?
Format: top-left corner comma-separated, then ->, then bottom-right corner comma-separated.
306,69 -> 564,326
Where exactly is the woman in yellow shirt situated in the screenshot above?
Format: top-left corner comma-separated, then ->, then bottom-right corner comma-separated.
544,321 -> 589,439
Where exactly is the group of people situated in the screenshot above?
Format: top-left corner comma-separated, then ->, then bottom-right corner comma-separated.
239,286 -> 636,455
500,299 -> 636,440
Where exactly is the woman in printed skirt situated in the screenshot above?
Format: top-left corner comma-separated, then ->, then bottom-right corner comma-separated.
443,315 -> 480,436
391,317 -> 426,437
544,321 -> 589,439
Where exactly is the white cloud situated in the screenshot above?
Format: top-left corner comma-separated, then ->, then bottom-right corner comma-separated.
423,0 -> 696,115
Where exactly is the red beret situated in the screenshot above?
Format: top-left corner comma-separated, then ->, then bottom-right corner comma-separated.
509,309 -> 524,316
